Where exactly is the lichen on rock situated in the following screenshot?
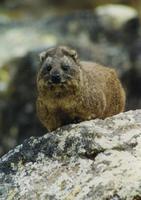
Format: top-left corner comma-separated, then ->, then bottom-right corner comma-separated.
0,110 -> 141,199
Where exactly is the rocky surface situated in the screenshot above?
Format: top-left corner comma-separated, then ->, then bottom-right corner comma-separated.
1,110 -> 141,199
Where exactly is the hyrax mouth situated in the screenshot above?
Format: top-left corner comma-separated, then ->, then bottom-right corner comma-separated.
43,77 -> 66,88
47,81 -> 68,93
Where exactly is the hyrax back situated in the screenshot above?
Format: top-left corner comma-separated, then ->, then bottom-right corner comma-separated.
36,46 -> 126,131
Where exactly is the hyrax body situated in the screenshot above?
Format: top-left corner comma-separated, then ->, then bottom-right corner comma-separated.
37,46 -> 125,131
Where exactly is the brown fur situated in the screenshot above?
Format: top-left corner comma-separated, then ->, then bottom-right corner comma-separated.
36,46 -> 126,131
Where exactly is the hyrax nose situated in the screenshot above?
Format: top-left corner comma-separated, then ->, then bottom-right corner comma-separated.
51,72 -> 61,84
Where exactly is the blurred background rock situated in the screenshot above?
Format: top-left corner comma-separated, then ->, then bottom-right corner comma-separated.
0,0 -> 141,156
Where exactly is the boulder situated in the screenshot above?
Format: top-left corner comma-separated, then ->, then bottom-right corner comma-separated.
1,110 -> 141,199
94,4 -> 140,44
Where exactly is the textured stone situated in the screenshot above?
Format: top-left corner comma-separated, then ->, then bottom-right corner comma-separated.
1,110 -> 141,199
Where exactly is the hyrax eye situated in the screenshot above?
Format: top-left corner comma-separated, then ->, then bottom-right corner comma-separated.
62,64 -> 70,71
46,64 -> 52,71
42,64 -> 52,74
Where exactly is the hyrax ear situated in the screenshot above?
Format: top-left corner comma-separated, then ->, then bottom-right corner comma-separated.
69,49 -> 78,62
39,51 -> 47,63
61,46 -> 79,63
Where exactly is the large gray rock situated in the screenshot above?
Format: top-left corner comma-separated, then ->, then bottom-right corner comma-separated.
95,4 -> 139,44
1,110 -> 141,199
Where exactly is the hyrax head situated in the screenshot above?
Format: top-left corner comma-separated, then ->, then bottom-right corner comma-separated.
38,46 -> 80,87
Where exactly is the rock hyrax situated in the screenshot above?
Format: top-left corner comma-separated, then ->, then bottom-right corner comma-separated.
37,46 -> 126,131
